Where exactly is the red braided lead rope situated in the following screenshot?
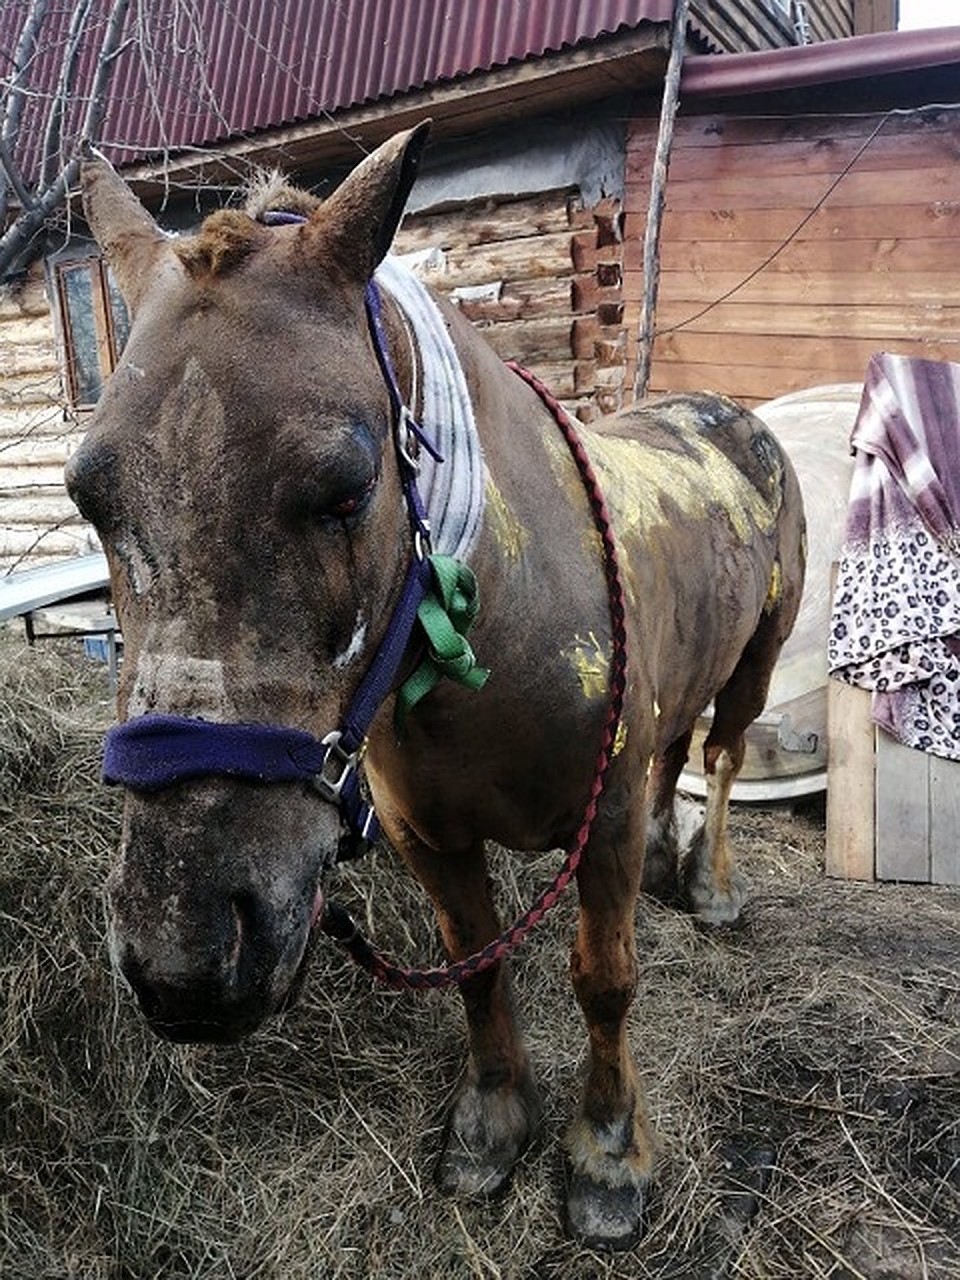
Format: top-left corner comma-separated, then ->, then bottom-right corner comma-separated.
323,361 -> 628,989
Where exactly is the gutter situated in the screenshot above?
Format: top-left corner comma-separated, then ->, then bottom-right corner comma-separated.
681,25 -> 960,98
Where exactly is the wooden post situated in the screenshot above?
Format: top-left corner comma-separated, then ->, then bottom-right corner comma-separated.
825,562 -> 875,880
825,677 -> 876,880
633,0 -> 689,403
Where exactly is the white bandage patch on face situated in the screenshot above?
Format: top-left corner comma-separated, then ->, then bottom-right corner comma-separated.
333,611 -> 368,670
128,651 -> 229,718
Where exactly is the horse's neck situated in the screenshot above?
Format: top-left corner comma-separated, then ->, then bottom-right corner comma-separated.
440,297 -> 605,619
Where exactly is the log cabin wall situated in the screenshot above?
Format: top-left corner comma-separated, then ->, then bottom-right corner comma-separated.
390,108 -> 630,424
0,263 -> 90,571
623,78 -> 960,408
393,190 -> 626,424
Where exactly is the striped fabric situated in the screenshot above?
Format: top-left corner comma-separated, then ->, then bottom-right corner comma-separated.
829,353 -> 960,760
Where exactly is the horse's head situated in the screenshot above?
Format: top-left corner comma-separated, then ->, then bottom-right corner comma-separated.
66,126 -> 430,1041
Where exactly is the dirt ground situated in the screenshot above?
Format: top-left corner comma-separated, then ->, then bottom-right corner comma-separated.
1,635 -> 958,1279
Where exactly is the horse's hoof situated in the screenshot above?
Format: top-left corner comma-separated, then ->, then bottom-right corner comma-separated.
566,1169 -> 646,1251
436,1077 -> 541,1198
685,866 -> 747,927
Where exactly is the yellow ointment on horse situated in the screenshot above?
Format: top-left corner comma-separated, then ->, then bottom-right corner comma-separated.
583,431 -> 780,546
484,475 -> 529,562
542,407 -> 782,549
562,631 -> 610,700
764,559 -> 783,614
546,400 -> 787,704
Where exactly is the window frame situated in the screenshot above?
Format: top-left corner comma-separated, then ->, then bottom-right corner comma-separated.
53,255 -> 128,410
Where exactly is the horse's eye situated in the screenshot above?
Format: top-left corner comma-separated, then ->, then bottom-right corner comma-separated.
326,476 -> 376,521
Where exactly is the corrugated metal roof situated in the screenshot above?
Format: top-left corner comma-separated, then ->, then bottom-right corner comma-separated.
2,0 -> 673,183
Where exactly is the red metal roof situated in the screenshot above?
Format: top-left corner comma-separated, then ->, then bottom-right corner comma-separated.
2,0 -> 673,182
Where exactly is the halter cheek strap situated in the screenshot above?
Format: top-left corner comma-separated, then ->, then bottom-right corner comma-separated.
101,276 -> 487,859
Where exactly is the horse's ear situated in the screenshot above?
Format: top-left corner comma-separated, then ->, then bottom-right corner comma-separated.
80,154 -> 168,314
304,121 -> 431,281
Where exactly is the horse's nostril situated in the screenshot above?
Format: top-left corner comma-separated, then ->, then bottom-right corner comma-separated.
230,891 -> 258,946
229,890 -> 265,985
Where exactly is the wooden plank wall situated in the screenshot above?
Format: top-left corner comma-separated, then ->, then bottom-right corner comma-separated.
394,188 -> 627,422
623,106 -> 960,407
0,263 -> 91,572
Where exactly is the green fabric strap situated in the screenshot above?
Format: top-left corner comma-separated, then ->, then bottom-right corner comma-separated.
395,554 -> 490,730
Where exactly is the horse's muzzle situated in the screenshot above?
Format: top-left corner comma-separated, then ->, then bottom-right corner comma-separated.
106,780 -> 337,1043
112,886 -> 317,1044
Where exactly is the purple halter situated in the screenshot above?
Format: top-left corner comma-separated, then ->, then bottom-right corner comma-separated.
102,275 -> 443,857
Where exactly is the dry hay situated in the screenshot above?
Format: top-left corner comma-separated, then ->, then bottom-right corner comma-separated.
1,633 -> 958,1279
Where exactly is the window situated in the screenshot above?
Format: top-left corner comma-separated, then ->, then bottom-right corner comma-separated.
55,258 -> 130,407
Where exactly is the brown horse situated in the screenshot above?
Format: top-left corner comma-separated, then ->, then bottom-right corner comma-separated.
67,123 -> 804,1250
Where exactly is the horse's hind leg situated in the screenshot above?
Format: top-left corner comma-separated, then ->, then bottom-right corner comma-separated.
684,730 -> 747,926
566,784 -> 654,1250
384,816 -> 541,1197
683,613 -> 781,926
642,728 -> 693,902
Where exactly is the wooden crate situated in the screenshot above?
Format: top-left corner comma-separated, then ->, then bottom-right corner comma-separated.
826,677 -> 960,885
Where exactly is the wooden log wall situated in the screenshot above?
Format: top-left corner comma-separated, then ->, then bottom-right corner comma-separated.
0,263 -> 91,572
623,106 -> 960,407
394,188 -> 627,422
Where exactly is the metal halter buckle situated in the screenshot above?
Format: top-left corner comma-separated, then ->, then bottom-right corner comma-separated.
312,730 -> 357,803
396,405 -> 421,475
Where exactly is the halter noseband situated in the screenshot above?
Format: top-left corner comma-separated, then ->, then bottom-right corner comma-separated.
102,277 -> 450,860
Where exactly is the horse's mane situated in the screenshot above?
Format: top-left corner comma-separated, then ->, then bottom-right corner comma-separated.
174,169 -> 321,280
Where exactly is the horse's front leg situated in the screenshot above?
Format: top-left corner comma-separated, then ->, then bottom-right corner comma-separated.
383,813 -> 542,1197
566,781 -> 654,1251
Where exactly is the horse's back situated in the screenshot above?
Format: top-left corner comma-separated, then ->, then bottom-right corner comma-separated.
590,391 -> 789,511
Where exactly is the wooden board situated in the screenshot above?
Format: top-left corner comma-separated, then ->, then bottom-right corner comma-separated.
628,127 -> 960,184
930,755 -> 960,887
875,731 -> 931,883
649,236 -> 960,277
629,107 -> 956,153
627,203 -> 960,247
825,679 -> 876,881
627,297 -> 960,341
639,269 -> 958,308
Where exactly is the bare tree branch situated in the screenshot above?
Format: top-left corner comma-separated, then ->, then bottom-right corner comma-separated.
0,136 -> 34,212
40,0 -> 95,189
0,0 -> 51,223
0,0 -> 133,278
79,0 -> 135,143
